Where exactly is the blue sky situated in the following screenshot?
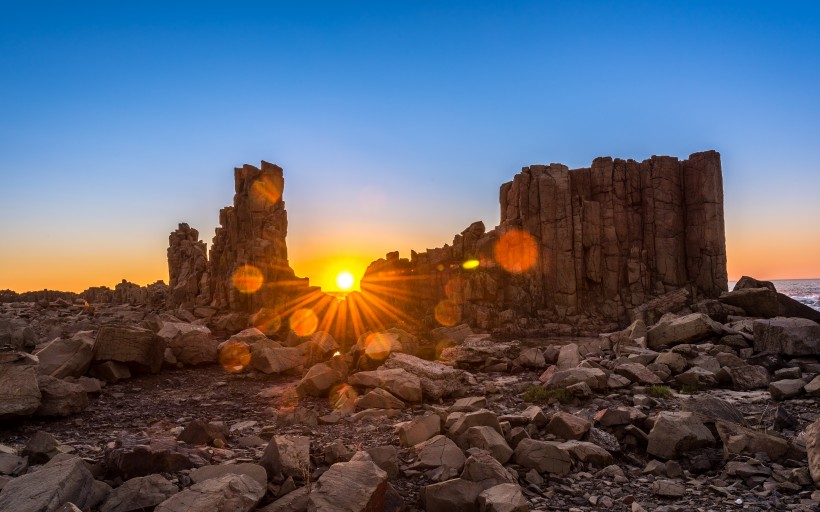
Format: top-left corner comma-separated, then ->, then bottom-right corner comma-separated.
1,1 -> 819,291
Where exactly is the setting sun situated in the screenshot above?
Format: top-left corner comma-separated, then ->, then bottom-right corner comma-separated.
336,271 -> 355,291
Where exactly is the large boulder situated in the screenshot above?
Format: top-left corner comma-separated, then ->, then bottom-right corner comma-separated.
250,346 -> 303,374
719,287 -> 781,317
382,352 -> 468,400
93,326 -> 165,373
646,313 -> 723,348
168,330 -> 219,366
189,463 -> 267,488
0,317 -> 37,351
715,420 -> 800,462
0,456 -> 96,511
477,483 -> 528,512
100,474 -> 179,512
805,419 -> 820,486
647,412 -> 715,460
35,375 -> 89,417
35,331 -> 95,378
422,478 -> 483,512
753,317 -> 820,356
0,352 -> 41,418
349,368 -> 423,403
512,439 -> 571,475
543,367 -> 608,391
296,363 -> 342,397
154,474 -> 264,512
106,437 -> 197,480
307,453 -> 388,511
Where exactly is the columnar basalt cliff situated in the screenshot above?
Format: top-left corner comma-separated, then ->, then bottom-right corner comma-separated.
167,161 -> 315,315
360,151 -> 728,333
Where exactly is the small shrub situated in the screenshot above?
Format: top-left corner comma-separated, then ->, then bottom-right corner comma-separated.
647,385 -> 673,398
680,384 -> 700,395
522,385 -> 572,404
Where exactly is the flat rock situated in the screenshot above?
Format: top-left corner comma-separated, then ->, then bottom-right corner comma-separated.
190,462 -> 267,488
806,419 -> 820,486
296,363 -> 342,397
348,368 -> 423,402
0,352 -> 41,418
422,478 -> 483,512
106,437 -> 196,480
769,378 -> 805,400
460,451 -> 517,489
35,375 -> 89,417
726,365 -> 770,390
398,414 -> 441,448
477,483 -> 528,512
382,352 -> 467,400
646,411 -> 715,460
100,474 -> 178,512
544,367 -> 608,391
546,411 -> 591,440
753,317 -> 820,356
250,346 -> 303,374
168,330 -> 219,366
513,438 -> 571,475
35,332 -> 94,378
154,474 -> 264,512
647,313 -> 722,348
93,325 -> 165,373
464,426 -> 513,464
307,455 -> 388,512
415,435 -> 465,473
0,455 -> 95,512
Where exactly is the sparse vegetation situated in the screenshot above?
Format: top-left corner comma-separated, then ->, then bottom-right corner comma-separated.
680,384 -> 700,395
648,385 -> 673,398
522,385 -> 573,404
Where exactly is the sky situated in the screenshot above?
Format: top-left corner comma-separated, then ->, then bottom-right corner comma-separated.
1,1 -> 819,293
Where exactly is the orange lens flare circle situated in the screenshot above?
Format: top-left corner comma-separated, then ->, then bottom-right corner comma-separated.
218,341 -> 251,373
364,332 -> 393,360
252,309 -> 282,335
494,229 -> 538,273
232,265 -> 264,294
290,308 -> 318,337
434,299 -> 461,327
251,176 -> 283,205
329,383 -> 358,414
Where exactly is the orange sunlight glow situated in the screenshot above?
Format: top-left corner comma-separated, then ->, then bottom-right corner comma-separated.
494,229 -> 538,273
290,308 -> 319,336
232,265 -> 264,294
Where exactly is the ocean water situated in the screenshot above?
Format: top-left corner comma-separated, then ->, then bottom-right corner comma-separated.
727,279 -> 820,312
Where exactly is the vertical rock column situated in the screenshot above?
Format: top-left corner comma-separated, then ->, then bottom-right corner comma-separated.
167,223 -> 209,309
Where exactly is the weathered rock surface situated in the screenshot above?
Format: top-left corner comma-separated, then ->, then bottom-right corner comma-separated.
100,474 -> 178,512
382,352 -> 467,400
0,352 -> 41,418
168,330 -> 219,366
167,223 -> 209,309
349,367 -> 423,403
154,473 -> 264,512
0,456 -> 95,512
93,326 -> 165,373
35,375 -> 89,416
35,331 -> 95,378
646,411 -> 715,460
513,438 -> 571,475
307,454 -> 388,512
753,317 -> 820,355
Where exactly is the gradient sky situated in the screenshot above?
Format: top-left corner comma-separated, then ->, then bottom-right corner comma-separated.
1,1 -> 819,293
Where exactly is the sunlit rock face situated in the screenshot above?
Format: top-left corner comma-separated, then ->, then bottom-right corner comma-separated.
167,162 -> 316,315
360,151 -> 728,334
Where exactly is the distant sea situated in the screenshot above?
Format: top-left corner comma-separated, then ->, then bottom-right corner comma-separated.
727,279 -> 820,312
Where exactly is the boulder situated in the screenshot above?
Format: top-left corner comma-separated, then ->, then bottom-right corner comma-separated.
646,313 -> 722,348
680,394 -> 745,425
190,463 -> 267,488
0,456 -> 96,512
106,437 -> 196,480
296,363 -> 342,397
715,420 -> 799,462
23,431 -> 59,464
674,367 -> 718,389
366,445 -> 399,479
805,419 -> 820,486
476,483 -> 528,512
250,346 -> 303,374
512,439 -> 571,475
464,426 -> 513,464
93,326 -> 165,373
0,317 -> 37,351
556,343 -> 581,369
349,368 -> 423,403
460,451 -> 517,489
0,352 -> 41,418
769,378 -> 805,400
753,317 -> 820,356
382,352 -> 467,400
168,330 -> 219,366
398,414 -> 441,447
546,411 -> 591,440
274,435 -> 310,478
557,440 -> 614,467
415,435 -> 466,473
100,474 -> 178,512
614,363 -> 663,385
307,455 -> 388,512
154,474 -> 264,512
646,411 -> 715,460
720,287 -> 781,317
35,375 -> 89,416
35,332 -> 94,378
422,478 -> 483,512
177,419 -> 227,446
726,365 -> 770,390
544,367 -> 608,391
356,388 -> 405,410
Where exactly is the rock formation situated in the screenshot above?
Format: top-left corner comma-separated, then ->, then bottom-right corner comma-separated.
360,151 -> 728,333
166,161 -> 316,316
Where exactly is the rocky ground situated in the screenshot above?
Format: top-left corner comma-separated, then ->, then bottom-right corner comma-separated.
1,278 -> 820,512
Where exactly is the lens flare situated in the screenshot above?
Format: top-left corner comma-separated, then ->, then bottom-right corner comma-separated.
290,308 -> 318,337
252,308 -> 282,335
444,276 -> 465,301
232,265 -> 264,293
277,386 -> 300,413
462,259 -> 480,270
364,332 -> 393,360
218,340 -> 251,373
434,299 -> 461,327
336,271 -> 355,291
329,383 -> 358,414
251,175 -> 283,205
494,229 -> 538,273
